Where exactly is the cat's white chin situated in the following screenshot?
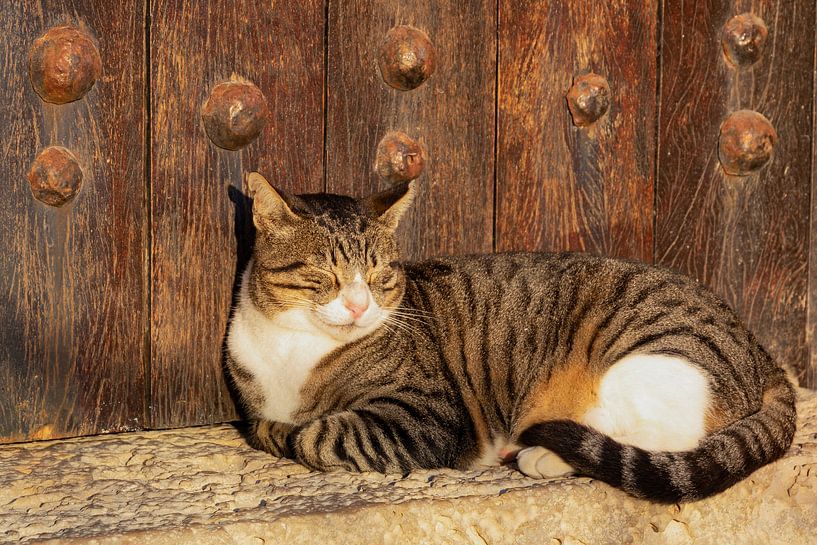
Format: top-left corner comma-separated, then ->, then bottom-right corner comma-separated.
308,294 -> 386,341
310,309 -> 387,342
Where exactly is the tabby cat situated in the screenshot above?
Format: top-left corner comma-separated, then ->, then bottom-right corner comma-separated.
225,172 -> 796,503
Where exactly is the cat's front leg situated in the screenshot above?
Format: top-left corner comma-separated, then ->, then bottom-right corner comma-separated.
254,408 -> 445,474
249,419 -> 296,458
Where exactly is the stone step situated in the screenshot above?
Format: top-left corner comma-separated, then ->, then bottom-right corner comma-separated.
2,390 -> 816,544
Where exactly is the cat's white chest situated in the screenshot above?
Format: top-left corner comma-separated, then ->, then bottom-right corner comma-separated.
228,303 -> 341,424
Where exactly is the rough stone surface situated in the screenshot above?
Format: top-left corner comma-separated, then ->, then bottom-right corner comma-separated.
2,390 -> 816,545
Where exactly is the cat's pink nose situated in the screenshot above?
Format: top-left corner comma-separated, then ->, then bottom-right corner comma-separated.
342,282 -> 370,320
343,298 -> 369,320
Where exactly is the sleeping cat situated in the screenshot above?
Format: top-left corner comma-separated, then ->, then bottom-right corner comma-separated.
226,172 -> 796,503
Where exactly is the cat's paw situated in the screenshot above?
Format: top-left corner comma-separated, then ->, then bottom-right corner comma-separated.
516,446 -> 574,479
251,419 -> 295,458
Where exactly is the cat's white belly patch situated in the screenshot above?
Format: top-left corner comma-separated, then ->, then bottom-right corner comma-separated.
228,303 -> 341,424
580,353 -> 711,451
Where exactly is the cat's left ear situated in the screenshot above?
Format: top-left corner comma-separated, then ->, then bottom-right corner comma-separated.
364,180 -> 416,231
247,172 -> 302,231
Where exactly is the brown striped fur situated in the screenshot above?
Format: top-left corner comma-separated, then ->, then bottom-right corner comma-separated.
226,175 -> 797,502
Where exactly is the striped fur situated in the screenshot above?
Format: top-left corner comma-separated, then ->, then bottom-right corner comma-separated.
226,173 -> 797,502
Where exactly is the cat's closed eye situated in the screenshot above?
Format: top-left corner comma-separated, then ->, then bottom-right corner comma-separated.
371,268 -> 398,292
293,277 -> 330,294
257,261 -> 336,296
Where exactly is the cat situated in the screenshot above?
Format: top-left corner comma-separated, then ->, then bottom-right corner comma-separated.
225,171 -> 796,503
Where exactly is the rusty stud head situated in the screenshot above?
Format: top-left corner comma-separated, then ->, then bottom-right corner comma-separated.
201,79 -> 269,150
566,73 -> 610,127
378,25 -> 436,91
718,110 -> 777,176
28,26 -> 102,104
374,131 -> 426,183
722,13 -> 768,67
27,146 -> 83,207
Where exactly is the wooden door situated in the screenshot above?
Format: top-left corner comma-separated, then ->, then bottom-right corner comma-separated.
148,0 -> 325,428
657,1 -> 815,387
0,2 -> 146,442
1,1 -> 815,443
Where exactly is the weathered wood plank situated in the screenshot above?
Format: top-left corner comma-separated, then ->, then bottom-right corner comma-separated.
657,1 -> 814,386
149,0 -> 325,427
811,4 -> 817,389
0,1 -> 146,441
496,0 -> 657,259
325,0 -> 496,259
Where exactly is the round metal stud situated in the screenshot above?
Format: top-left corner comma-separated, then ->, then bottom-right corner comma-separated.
718,110 -> 777,176
566,73 -> 610,127
27,146 -> 83,207
28,26 -> 102,104
201,79 -> 269,150
374,131 -> 426,183
722,13 -> 768,68
377,25 -> 436,91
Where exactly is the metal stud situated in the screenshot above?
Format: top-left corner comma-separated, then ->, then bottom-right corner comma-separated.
566,73 -> 610,127
378,25 -> 436,91
722,13 -> 768,68
201,78 -> 269,150
718,110 -> 777,176
28,26 -> 102,104
374,131 -> 426,183
27,146 -> 83,206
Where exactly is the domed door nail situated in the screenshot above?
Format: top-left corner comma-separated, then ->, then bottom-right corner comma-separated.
722,13 -> 768,68
28,26 -> 102,104
202,78 -> 269,150
374,131 -> 426,183
718,110 -> 777,176
566,73 -> 610,127
28,146 -> 83,206
378,25 -> 436,91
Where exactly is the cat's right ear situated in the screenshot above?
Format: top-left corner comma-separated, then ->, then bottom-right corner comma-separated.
246,172 -> 301,231
364,180 -> 416,231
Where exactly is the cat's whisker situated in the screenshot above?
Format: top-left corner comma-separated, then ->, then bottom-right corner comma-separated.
386,312 -> 430,325
378,321 -> 398,337
386,322 -> 415,337
383,306 -> 434,317
384,308 -> 433,321
383,315 -> 422,336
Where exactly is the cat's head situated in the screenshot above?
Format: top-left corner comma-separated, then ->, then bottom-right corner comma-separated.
245,172 -> 414,342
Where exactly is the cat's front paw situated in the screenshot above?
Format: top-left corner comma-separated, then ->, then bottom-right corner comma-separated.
250,419 -> 295,458
516,446 -> 574,479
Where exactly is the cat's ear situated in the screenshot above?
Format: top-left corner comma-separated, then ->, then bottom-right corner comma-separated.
364,181 -> 416,231
246,172 -> 301,231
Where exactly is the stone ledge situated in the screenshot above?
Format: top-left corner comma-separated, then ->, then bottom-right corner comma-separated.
2,390 -> 816,545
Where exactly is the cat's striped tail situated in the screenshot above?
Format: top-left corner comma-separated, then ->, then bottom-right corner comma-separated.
518,367 -> 797,503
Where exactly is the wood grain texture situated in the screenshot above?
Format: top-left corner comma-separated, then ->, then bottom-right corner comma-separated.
656,0 -> 814,387
809,4 -> 817,390
149,0 -> 324,427
325,0 -> 496,259
0,1 -> 146,441
496,0 -> 657,259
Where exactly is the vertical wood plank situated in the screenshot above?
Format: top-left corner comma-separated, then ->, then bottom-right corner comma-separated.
326,0 -> 496,259
657,0 -> 814,386
811,5 -> 817,389
0,1 -> 146,441
496,0 -> 657,259
150,0 -> 325,427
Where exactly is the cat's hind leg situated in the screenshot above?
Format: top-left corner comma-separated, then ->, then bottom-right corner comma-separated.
514,353 -> 711,480
579,353 -> 711,451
